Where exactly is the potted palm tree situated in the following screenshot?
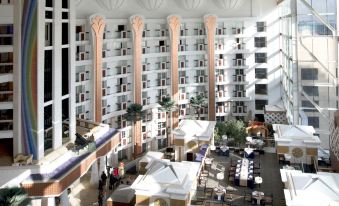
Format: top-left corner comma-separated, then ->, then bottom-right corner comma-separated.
189,94 -> 207,120
0,187 -> 31,206
159,96 -> 176,147
125,103 -> 146,157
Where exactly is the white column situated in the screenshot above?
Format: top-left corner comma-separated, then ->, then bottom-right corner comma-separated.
68,0 -> 76,141
36,0 -> 46,161
41,197 -> 55,206
60,189 -> 70,206
52,0 -> 62,149
13,0 -> 23,157
30,199 -> 42,206
110,152 -> 119,167
99,156 -> 106,175
90,159 -> 99,185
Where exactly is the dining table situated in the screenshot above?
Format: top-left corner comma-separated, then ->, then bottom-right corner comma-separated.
252,191 -> 264,205
214,186 -> 226,201
234,159 -> 254,188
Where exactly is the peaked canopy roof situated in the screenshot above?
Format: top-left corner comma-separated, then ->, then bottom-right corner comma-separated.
273,124 -> 321,147
172,120 -> 216,141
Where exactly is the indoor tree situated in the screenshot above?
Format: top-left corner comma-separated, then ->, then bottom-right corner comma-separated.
189,94 -> 207,120
159,96 -> 176,146
0,187 -> 31,206
215,119 -> 247,146
125,103 -> 146,157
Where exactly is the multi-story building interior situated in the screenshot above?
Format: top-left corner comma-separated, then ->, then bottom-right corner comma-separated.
0,0 -> 338,204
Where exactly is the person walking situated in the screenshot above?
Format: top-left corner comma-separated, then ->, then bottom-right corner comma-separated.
101,171 -> 107,187
109,172 -> 116,190
98,192 -> 104,206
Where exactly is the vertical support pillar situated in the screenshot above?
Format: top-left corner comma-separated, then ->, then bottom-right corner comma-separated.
52,0 -> 62,149
130,15 -> 144,156
68,0 -> 76,141
99,156 -> 106,175
60,190 -> 70,206
13,0 -> 23,157
204,15 -> 217,121
41,197 -> 56,206
90,159 -> 99,185
167,15 -> 181,145
89,15 -> 105,122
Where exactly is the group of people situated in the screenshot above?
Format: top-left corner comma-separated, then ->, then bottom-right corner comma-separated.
97,167 -> 123,206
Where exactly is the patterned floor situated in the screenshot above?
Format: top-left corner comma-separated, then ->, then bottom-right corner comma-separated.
192,148 -> 286,206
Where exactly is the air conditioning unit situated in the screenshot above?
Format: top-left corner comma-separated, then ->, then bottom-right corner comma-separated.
160,46 -> 166,53
199,60 -> 204,67
199,76 -> 204,83
121,48 -> 127,56
78,113 -> 86,119
161,62 -> 166,70
236,59 -> 243,66
121,84 -> 127,92
198,44 -> 204,51
121,102 -> 127,110
160,29 -> 166,37
121,31 -> 127,38
180,45 -> 185,51
161,79 -> 166,86
180,76 -> 186,84
142,64 -> 147,71
180,109 -> 186,116
180,93 -> 186,100
78,72 -> 85,82
121,66 -> 127,74
78,93 -> 85,102
218,75 -> 224,82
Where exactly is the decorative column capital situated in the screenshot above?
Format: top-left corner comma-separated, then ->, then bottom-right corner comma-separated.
167,15 -> 181,36
130,15 -> 145,37
90,15 -> 106,37
204,14 -> 217,32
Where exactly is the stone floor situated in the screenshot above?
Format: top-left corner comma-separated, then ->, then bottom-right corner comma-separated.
192,148 -> 286,206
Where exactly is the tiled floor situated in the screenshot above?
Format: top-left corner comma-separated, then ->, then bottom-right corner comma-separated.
193,148 -> 286,206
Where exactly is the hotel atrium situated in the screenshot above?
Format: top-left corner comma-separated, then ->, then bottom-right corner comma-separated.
0,0 -> 338,206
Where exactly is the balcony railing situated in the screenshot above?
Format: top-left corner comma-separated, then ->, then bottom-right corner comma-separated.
0,92 -> 13,102
0,65 -> 13,74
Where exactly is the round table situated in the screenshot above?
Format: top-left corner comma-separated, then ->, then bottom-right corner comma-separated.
252,191 -> 264,205
255,176 -> 263,188
214,187 -> 226,201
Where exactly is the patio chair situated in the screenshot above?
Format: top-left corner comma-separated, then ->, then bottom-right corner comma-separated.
243,192 -> 252,203
263,194 -> 273,206
228,176 -> 234,183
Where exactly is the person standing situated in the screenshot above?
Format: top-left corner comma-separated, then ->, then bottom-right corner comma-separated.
101,171 -> 107,187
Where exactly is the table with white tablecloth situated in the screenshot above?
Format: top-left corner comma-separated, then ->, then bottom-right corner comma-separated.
234,159 -> 254,188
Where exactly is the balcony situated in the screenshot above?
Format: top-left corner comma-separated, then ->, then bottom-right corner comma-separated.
232,59 -> 247,67
232,106 -> 247,115
0,92 -> 13,102
157,78 -> 169,87
216,106 -> 230,116
0,65 -> 12,74
117,83 -> 130,93
142,80 -> 151,89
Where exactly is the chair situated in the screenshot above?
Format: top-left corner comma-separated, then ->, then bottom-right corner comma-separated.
205,188 -> 213,199
14,153 -> 33,165
263,194 -> 273,205
228,176 -> 234,183
244,192 -> 252,203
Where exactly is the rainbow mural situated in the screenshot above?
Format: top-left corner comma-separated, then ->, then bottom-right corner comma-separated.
21,0 -> 38,159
